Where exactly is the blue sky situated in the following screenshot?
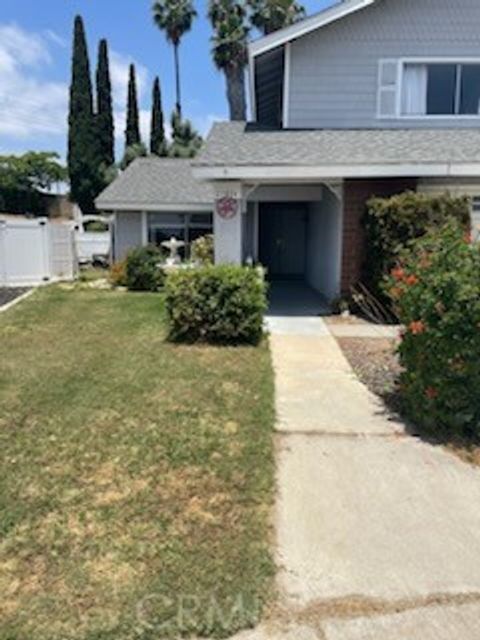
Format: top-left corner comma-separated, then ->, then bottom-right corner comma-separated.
0,0 -> 333,161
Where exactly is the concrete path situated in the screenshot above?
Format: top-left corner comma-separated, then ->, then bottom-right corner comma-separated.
238,317 -> 480,639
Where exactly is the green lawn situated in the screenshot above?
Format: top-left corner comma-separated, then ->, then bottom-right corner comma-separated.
0,286 -> 275,639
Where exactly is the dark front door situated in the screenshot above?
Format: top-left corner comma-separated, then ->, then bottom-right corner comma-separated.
259,203 -> 307,278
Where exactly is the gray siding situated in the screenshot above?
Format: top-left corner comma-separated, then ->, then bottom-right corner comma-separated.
288,0 -> 480,129
114,212 -> 143,260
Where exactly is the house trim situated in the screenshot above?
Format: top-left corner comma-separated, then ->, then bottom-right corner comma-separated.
249,0 -> 376,58
282,43 -> 291,127
249,53 -> 257,121
193,163 -> 480,182
99,203 -> 213,213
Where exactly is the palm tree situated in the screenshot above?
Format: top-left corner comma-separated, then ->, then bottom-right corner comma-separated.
208,0 -> 249,121
152,0 -> 197,117
248,0 -> 305,35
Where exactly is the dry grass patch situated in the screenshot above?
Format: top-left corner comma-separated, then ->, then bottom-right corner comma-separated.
0,286 -> 275,639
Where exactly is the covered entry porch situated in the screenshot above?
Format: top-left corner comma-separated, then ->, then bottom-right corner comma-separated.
213,181 -> 343,308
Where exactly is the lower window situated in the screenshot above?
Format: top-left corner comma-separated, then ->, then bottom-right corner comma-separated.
147,212 -> 213,257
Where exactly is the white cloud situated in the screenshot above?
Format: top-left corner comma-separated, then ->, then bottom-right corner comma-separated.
44,29 -> 68,49
0,23 -> 220,156
0,24 -> 151,154
0,24 -> 67,139
110,50 -> 148,109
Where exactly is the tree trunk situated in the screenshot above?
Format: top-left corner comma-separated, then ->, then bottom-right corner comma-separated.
225,64 -> 246,121
174,43 -> 181,117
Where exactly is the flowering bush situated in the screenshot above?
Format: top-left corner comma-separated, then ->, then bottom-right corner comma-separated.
365,191 -> 471,301
191,233 -> 214,265
386,222 -> 480,438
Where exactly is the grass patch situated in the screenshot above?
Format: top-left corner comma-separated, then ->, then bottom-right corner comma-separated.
0,286 -> 275,639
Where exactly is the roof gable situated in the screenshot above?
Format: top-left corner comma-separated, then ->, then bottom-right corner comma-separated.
249,0 -> 377,57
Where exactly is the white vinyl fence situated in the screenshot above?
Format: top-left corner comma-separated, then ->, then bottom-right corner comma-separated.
0,218 -> 78,286
75,231 -> 111,264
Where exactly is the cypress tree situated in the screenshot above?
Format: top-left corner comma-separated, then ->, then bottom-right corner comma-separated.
96,39 -> 114,168
68,15 -> 100,213
125,64 -> 141,149
150,76 -> 167,156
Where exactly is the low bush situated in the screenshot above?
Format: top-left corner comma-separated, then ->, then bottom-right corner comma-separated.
165,265 -> 267,344
108,260 -> 127,287
386,222 -> 480,439
364,191 -> 471,300
125,245 -> 164,291
191,233 -> 214,265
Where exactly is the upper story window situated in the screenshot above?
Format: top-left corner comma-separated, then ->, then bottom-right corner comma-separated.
377,59 -> 480,119
402,63 -> 480,116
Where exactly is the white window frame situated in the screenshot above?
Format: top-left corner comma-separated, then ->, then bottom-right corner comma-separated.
146,212 -> 213,249
471,196 -> 480,242
379,58 -> 480,120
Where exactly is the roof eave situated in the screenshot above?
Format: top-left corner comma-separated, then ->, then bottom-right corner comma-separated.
95,201 -> 214,212
192,162 -> 480,182
248,0 -> 376,58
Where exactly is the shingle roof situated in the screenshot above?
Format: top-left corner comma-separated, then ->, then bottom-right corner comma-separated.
96,157 -> 214,209
194,122 -> 480,168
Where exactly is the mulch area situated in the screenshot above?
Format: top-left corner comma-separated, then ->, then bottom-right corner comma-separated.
0,287 -> 30,308
337,337 -> 401,399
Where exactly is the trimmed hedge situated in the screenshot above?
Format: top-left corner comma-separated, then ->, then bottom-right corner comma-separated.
386,222 -> 480,439
165,265 -> 267,344
125,245 -> 164,292
364,191 -> 471,299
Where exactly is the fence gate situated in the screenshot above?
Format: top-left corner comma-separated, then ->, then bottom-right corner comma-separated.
50,223 -> 76,280
0,218 -> 77,286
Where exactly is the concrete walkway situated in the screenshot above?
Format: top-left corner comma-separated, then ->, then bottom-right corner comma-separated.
237,317 -> 480,639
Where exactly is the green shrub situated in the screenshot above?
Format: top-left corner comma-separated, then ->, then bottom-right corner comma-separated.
190,233 -> 214,265
125,245 -> 164,291
386,222 -> 480,439
165,265 -> 267,344
364,191 -> 471,299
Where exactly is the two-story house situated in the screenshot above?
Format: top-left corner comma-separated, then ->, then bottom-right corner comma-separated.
98,0 -> 480,304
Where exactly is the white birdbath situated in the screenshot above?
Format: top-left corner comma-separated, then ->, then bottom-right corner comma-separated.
162,236 -> 185,267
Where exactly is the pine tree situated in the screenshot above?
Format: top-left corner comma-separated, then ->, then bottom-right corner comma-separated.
125,64 -> 141,149
95,39 -> 114,168
168,110 -> 202,158
68,15 -> 100,213
150,77 -> 167,156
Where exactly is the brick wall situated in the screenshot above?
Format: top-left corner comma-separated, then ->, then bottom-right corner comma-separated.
341,178 -> 417,294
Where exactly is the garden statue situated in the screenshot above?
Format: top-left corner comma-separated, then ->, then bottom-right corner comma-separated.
162,236 -> 185,266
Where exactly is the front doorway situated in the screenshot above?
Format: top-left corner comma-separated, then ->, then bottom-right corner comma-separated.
259,203 -> 307,279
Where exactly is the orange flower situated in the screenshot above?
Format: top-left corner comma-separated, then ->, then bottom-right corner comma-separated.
392,266 -> 405,281
464,231 -> 472,244
409,320 -> 426,335
405,274 -> 419,286
425,386 -> 438,400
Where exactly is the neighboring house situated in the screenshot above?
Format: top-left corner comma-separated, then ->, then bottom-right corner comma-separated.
98,0 -> 480,300
96,158 -> 214,261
